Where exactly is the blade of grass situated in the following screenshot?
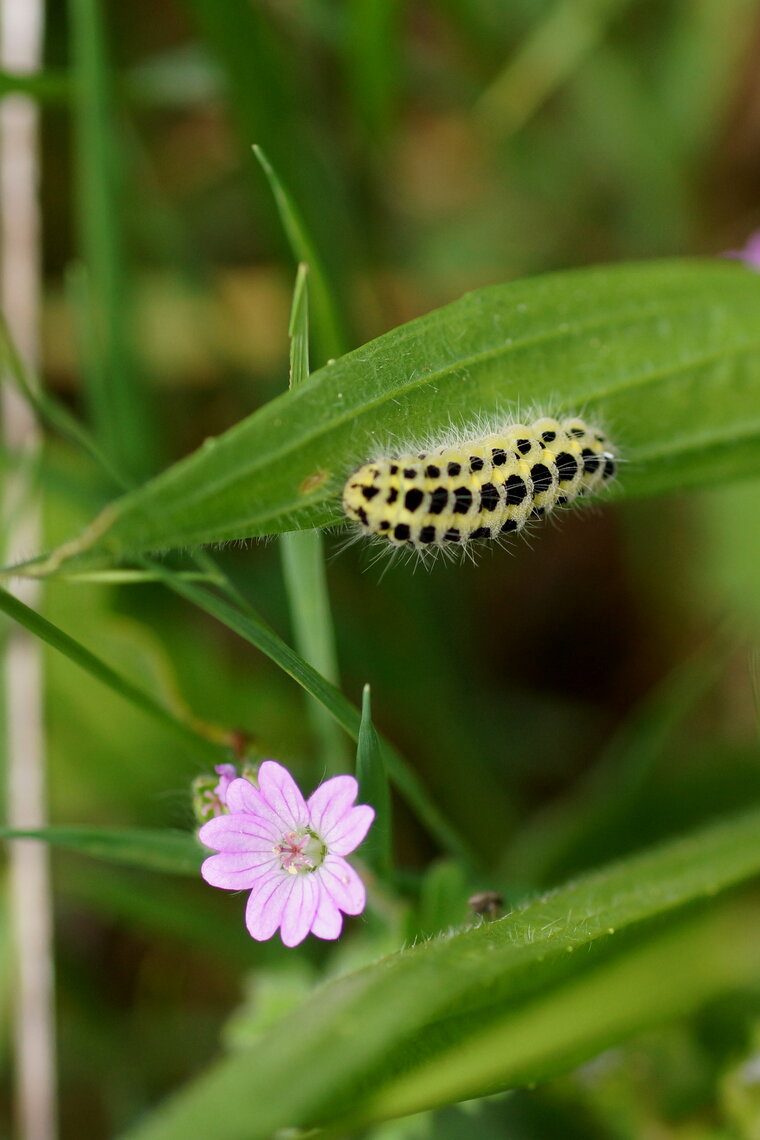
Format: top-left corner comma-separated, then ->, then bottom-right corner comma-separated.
69,0 -> 157,480
253,146 -> 348,362
476,0 -> 633,136
0,310 -> 128,489
288,262 -> 310,388
0,586 -> 228,759
53,570 -> 216,584
356,684 -> 392,876
280,264 -> 345,776
345,0 -> 402,142
0,826 -> 202,875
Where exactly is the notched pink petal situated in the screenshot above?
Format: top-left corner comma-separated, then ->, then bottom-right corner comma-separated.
325,804 -> 375,856
279,874 -> 319,948
225,779 -> 284,831
198,812 -> 278,853
310,887 -> 343,940
245,873 -> 292,941
201,851 -> 275,890
307,775 -> 358,837
319,855 -> 366,916
258,761 -> 309,830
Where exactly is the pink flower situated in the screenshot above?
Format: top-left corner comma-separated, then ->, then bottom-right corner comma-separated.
725,231 -> 760,270
198,761 -> 375,947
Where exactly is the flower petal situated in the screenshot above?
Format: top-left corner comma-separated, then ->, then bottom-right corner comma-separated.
198,812 -> 278,852
213,763 -> 238,806
307,775 -> 359,838
245,871 -> 292,941
257,761 -> 309,830
225,778 -> 286,831
201,850 -> 276,890
310,886 -> 343,940
324,804 -> 375,856
319,855 -> 366,916
279,873 -> 319,948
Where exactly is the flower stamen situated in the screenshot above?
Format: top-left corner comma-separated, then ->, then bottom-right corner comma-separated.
274,828 -> 326,874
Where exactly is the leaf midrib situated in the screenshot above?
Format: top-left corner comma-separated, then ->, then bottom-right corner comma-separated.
123,335 -> 760,540
113,284 -> 752,524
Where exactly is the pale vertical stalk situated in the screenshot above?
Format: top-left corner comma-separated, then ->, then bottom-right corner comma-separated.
280,264 -> 345,776
0,2 -> 56,1140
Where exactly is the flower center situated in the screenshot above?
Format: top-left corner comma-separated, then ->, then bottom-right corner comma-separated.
274,828 -> 327,874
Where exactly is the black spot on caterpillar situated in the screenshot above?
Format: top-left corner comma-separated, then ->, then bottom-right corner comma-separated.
342,415 -> 616,555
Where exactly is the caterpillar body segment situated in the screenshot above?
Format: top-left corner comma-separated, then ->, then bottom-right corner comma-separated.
342,416 -> 616,552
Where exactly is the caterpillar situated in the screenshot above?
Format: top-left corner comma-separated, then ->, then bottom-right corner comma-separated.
342,415 -> 616,554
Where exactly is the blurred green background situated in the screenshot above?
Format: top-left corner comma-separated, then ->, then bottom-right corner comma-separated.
3,0 -> 760,1136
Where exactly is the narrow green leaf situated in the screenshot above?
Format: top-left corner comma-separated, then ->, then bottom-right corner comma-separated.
0,586 -> 223,760
280,530 -> 344,776
476,0 -> 634,136
345,0 -> 402,140
25,260 -> 760,565
356,684 -> 392,875
0,310 -> 128,490
288,262 -> 311,390
0,826 -> 201,875
280,262 -> 345,775
254,146 -> 348,362
69,0 -> 157,480
117,805 -> 760,1140
53,570 -> 216,585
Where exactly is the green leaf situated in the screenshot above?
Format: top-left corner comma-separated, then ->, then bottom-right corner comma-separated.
254,147 -> 348,362
69,0 -> 157,480
356,684 -> 392,875
0,826 -> 201,875
279,263 -> 345,776
0,311 -> 128,490
117,805 -> 760,1140
0,586 -> 223,760
345,0 -> 402,140
476,0 -> 634,136
287,262 -> 311,390
26,259 -> 760,566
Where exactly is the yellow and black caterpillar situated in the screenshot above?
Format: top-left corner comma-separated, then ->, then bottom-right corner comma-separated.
342,415 -> 616,552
